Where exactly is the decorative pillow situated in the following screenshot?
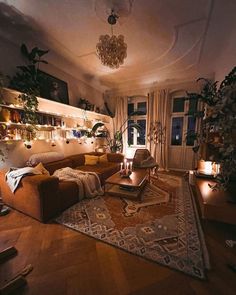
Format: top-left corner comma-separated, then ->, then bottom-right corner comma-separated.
140,156 -> 158,168
27,152 -> 65,166
84,155 -> 99,165
99,154 -> 108,163
34,162 -> 50,176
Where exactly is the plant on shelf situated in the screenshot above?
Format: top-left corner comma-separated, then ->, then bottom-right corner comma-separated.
185,66 -> 236,190
9,43 -> 49,126
0,71 -> 8,104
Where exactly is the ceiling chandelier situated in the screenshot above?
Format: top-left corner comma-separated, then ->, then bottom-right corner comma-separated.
96,10 -> 127,69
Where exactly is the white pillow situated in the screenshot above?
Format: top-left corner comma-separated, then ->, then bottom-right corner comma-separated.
27,152 -> 65,166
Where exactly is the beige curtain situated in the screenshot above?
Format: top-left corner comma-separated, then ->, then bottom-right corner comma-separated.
114,96 -> 128,153
147,89 -> 170,170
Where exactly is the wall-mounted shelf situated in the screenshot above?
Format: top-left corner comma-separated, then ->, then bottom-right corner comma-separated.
1,88 -> 111,124
0,88 -> 109,145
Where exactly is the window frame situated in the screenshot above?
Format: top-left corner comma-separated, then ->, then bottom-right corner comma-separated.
127,96 -> 147,148
170,96 -> 198,147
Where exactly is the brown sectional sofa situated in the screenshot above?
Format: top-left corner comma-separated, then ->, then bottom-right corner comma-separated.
0,152 -> 124,222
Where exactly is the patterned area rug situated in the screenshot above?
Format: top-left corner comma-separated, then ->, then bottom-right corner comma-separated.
55,173 -> 209,279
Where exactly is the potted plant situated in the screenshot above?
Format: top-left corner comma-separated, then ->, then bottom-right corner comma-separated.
107,110 -> 143,153
186,66 -> 236,190
9,43 -> 49,125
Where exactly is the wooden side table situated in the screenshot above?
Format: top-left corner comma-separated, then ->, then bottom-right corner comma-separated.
194,178 -> 236,225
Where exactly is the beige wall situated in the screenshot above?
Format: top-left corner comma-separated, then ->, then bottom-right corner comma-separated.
0,37 -> 111,169
107,79 -> 201,112
0,88 -> 111,169
0,36 -> 105,110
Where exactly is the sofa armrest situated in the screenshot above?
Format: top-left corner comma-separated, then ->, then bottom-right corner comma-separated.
0,171 -> 60,222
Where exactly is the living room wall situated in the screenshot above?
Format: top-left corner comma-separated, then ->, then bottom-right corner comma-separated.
0,37 -> 111,169
0,36 -> 105,110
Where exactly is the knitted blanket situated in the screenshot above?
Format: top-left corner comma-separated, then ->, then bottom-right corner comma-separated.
6,167 -> 42,193
53,167 -> 103,200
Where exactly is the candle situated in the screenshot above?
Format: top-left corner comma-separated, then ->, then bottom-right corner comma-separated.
130,161 -> 133,171
120,163 -> 123,171
204,161 -> 212,175
124,159 -> 127,170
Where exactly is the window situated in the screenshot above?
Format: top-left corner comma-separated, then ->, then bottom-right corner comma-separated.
172,97 -> 184,113
127,97 -> 147,147
171,117 -> 183,145
170,97 -> 198,146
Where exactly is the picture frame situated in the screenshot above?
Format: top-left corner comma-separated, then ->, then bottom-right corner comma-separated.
38,70 -> 69,105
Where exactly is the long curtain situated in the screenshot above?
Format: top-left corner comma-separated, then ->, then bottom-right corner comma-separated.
114,96 -> 128,153
147,89 -> 170,170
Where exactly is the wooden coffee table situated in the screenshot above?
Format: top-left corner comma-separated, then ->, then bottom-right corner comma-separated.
105,169 -> 148,201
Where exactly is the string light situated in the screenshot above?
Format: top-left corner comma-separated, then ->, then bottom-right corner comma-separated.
0,103 -> 107,145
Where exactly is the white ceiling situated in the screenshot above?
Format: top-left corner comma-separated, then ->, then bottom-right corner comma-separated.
0,0 -> 236,91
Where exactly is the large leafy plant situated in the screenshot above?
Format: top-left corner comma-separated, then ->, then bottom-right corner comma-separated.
186,66 -> 236,189
107,110 -> 143,153
9,43 -> 49,124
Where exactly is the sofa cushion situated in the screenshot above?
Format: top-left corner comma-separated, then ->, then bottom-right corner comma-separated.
27,152 -> 65,166
84,155 -> 99,165
44,158 -> 73,175
99,154 -> 108,163
68,154 -> 85,168
107,153 -> 124,163
34,162 -> 50,175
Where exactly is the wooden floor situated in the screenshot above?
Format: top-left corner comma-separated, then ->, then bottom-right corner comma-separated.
0,209 -> 236,295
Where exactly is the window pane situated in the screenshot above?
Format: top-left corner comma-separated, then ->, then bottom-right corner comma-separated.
137,119 -> 146,145
171,117 -> 183,145
186,117 -> 196,146
137,102 -> 147,115
189,98 -> 198,113
173,97 -> 184,113
128,103 -> 134,116
128,120 -> 134,146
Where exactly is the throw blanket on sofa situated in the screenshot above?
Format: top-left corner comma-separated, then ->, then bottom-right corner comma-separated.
53,167 -> 103,200
6,167 -> 43,193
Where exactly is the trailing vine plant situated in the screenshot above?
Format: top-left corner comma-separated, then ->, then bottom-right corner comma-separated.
186,66 -> 236,190
0,72 -> 9,161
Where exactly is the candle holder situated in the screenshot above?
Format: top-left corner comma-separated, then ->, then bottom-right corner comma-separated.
119,169 -> 132,178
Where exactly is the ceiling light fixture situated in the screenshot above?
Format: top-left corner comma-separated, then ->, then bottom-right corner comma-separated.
96,10 -> 127,69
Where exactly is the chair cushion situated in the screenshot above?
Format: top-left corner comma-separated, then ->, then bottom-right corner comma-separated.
140,156 -> 158,168
133,149 -> 151,167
